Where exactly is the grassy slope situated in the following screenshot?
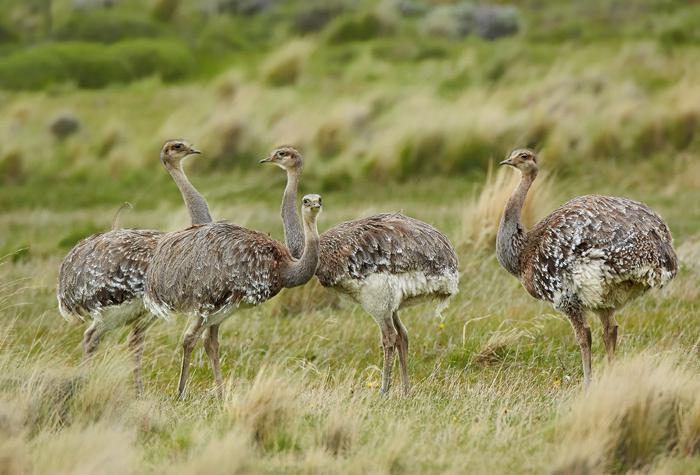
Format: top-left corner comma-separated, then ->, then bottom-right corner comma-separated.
1,1 -> 700,474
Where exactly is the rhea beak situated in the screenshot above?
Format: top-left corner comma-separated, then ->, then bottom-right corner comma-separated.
188,148 -> 201,155
499,158 -> 514,166
260,156 -> 273,164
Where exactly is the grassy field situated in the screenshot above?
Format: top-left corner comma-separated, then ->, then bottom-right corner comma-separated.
1,1 -> 700,474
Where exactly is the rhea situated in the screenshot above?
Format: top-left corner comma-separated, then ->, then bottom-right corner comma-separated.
496,149 -> 678,387
261,147 -> 459,396
144,194 -> 323,399
57,140 -> 210,394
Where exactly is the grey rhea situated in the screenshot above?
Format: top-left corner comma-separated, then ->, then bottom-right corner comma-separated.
496,149 -> 678,387
143,194 -> 323,400
57,140 -> 210,394
261,147 -> 459,396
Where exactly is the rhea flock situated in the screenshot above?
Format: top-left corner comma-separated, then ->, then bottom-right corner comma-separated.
261,147 -> 459,396
496,149 -> 678,387
57,140 -> 210,394
144,194 -> 323,399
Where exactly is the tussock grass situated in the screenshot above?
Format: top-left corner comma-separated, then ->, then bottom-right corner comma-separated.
552,353 -> 700,474
460,165 -> 558,250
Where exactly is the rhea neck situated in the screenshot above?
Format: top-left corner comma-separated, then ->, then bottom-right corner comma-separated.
281,166 -> 304,259
496,168 -> 537,277
281,210 -> 320,288
163,157 -> 212,226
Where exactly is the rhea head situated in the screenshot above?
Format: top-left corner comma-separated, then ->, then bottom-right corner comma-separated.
500,149 -> 539,176
260,146 -> 303,173
301,193 -> 322,220
161,139 -> 201,166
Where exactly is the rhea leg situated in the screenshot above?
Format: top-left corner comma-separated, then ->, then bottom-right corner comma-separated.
178,316 -> 206,400
596,309 -> 618,363
82,320 -> 106,360
378,317 -> 398,394
568,310 -> 592,388
127,314 -> 155,397
392,311 -> 410,396
203,324 -> 223,398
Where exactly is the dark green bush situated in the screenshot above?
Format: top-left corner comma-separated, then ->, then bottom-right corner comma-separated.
0,45 -> 68,89
51,42 -> 132,88
326,13 -> 390,44
113,39 -> 195,81
293,2 -> 346,34
52,10 -> 162,43
0,39 -> 194,90
0,22 -> 18,43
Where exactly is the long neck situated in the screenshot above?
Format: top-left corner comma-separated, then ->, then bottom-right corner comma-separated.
496,171 -> 536,276
281,169 -> 304,259
281,213 -> 320,288
166,161 -> 212,226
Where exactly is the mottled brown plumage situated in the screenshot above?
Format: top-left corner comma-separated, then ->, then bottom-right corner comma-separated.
56,140 -> 207,394
261,147 -> 459,396
497,149 -> 678,387
317,212 -> 458,288
58,229 -> 161,320
144,223 -> 291,319
144,194 -> 323,399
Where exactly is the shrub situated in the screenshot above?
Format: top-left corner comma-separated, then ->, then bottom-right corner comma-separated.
52,10 -> 162,43
217,0 -> 275,16
50,113 -> 81,141
326,12 -> 391,44
422,3 -> 520,40
0,150 -> 25,185
0,45 -> 72,90
0,22 -> 18,43
0,39 -> 194,90
293,2 -> 346,34
261,40 -> 312,87
152,0 -> 181,23
551,353 -> 700,474
112,39 -> 195,82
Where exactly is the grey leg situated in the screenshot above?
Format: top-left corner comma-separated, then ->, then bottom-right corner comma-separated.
128,314 -> 155,397
379,317 -> 398,395
82,320 -> 106,360
596,309 -> 618,363
203,324 -> 223,398
392,311 -> 410,396
178,316 -> 206,400
568,311 -> 592,388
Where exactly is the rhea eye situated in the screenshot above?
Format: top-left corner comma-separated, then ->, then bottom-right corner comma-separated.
174,144 -> 182,150
318,198 -> 322,205
303,199 -> 309,205
520,152 -> 528,159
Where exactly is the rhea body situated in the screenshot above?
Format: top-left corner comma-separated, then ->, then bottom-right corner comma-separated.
261,147 -> 459,395
144,194 -> 323,399
57,140 -> 210,393
496,149 -> 678,386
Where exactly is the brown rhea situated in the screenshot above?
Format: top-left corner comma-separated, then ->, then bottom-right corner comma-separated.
496,148 -> 678,387
57,139 -> 209,395
144,194 -> 323,400
261,146 -> 459,396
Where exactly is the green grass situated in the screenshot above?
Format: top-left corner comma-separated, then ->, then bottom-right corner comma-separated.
1,0 -> 700,472
1,165 -> 699,473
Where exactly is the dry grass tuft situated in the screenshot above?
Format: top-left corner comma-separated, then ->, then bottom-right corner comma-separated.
552,353 -> 700,474
461,165 -> 558,250
321,406 -> 359,456
30,423 -> 137,475
471,327 -> 530,366
175,428 -> 253,475
0,400 -> 27,475
262,40 -> 315,87
225,367 -> 298,450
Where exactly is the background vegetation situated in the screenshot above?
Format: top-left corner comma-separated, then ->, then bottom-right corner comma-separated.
1,0 -> 699,473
